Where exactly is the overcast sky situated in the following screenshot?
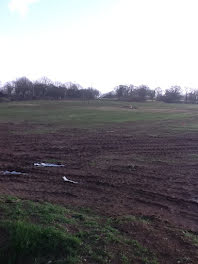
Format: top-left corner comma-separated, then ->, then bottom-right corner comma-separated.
0,0 -> 198,92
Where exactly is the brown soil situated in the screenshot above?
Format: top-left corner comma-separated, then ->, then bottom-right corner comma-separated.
0,122 -> 198,263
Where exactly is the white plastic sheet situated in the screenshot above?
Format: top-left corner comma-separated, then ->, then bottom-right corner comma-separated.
63,176 -> 78,184
34,163 -> 64,167
2,171 -> 26,175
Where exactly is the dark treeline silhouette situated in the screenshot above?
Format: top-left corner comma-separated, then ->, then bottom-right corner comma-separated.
0,77 -> 100,101
102,84 -> 198,104
1,77 -> 198,104
113,84 -> 155,102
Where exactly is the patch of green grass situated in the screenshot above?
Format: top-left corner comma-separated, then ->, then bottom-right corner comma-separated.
0,100 -> 197,133
27,201 -> 74,225
0,220 -> 80,264
77,230 -> 111,263
0,197 -> 73,225
125,239 -> 159,264
121,254 -> 129,264
183,231 -> 198,246
0,195 -> 160,264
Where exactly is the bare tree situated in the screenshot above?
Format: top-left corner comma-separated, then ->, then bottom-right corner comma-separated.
3,82 -> 15,97
162,86 -> 182,103
14,77 -> 33,99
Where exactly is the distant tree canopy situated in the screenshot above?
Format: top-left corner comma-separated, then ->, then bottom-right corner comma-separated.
187,90 -> 198,104
1,77 -> 198,104
2,77 -> 100,101
102,84 -> 198,104
106,84 -> 155,102
161,86 -> 182,103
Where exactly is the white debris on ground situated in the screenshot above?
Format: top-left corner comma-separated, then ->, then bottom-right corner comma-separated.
2,171 -> 26,175
63,176 -> 78,184
34,163 -> 64,167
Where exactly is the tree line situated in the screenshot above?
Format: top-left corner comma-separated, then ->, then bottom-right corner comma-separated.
0,77 -> 198,104
0,77 -> 100,101
103,85 -> 198,104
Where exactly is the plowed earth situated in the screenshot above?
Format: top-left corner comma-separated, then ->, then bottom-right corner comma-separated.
1,122 -> 198,231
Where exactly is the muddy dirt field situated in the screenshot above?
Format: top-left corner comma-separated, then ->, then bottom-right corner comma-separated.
0,122 -> 198,233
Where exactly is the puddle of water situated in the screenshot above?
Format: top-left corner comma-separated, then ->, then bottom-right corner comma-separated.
2,171 -> 26,175
63,176 -> 78,184
34,163 -> 64,168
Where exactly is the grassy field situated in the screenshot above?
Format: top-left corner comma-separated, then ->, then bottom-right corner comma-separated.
0,99 -> 198,132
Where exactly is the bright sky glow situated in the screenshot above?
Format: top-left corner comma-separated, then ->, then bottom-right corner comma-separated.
0,0 -> 198,92
8,0 -> 39,17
